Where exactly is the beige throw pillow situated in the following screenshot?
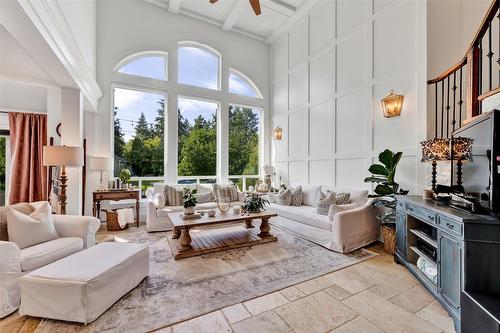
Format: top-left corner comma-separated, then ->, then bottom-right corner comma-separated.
276,188 -> 291,206
7,202 -> 59,249
316,192 -> 336,215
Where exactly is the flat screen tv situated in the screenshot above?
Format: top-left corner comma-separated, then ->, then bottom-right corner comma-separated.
451,110 -> 499,217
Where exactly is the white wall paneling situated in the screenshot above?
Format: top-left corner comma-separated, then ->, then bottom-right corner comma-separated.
271,0 -> 427,193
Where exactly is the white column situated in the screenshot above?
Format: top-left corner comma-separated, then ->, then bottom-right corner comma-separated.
218,100 -> 229,184
60,87 -> 83,215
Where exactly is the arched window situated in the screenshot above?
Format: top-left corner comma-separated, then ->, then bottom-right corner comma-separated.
229,69 -> 262,98
114,52 -> 168,81
178,42 -> 220,90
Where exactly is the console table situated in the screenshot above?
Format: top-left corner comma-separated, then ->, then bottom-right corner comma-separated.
92,190 -> 140,228
395,195 -> 500,333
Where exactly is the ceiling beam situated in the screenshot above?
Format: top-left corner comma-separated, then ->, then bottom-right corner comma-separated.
168,0 -> 183,14
222,1 -> 246,31
266,0 -> 321,44
261,0 -> 295,16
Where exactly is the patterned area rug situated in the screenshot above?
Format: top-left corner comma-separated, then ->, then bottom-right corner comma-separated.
38,222 -> 376,332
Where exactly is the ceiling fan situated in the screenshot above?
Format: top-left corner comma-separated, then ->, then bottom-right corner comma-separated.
209,0 -> 262,16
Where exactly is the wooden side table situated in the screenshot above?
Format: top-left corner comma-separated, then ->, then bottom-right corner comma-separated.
92,190 -> 140,227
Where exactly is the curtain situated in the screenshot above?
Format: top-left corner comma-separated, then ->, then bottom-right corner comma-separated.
8,112 -> 47,204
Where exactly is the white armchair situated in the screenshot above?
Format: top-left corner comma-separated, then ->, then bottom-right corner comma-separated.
0,202 -> 100,318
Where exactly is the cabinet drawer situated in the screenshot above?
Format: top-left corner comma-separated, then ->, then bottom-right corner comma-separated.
406,204 -> 436,224
438,216 -> 463,237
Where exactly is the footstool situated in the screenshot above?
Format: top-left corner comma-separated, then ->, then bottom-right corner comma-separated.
18,242 -> 149,324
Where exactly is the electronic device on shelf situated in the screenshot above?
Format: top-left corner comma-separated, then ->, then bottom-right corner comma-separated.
417,239 -> 437,261
452,110 -> 500,218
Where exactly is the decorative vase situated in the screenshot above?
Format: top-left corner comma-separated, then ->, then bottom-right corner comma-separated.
381,225 -> 396,255
184,206 -> 195,215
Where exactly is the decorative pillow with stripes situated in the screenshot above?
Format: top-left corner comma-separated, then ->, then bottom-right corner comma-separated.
290,186 -> 303,206
213,184 -> 239,202
164,185 -> 183,206
335,192 -> 351,205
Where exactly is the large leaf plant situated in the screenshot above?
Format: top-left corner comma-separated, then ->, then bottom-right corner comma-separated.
364,149 -> 408,226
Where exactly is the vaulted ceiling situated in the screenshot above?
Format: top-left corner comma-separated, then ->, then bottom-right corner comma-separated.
144,0 -> 319,43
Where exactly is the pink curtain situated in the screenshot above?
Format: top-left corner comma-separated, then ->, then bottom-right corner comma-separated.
8,112 -> 47,204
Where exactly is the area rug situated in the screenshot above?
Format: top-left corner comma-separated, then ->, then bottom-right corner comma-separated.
38,222 -> 376,332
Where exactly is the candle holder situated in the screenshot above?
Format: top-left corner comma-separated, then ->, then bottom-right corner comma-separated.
216,197 -> 231,215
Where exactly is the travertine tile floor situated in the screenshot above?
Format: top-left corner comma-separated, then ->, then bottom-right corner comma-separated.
0,243 -> 456,333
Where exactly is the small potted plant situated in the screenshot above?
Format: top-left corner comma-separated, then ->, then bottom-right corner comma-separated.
183,187 -> 198,215
364,149 -> 408,255
119,168 -> 131,189
242,194 -> 269,213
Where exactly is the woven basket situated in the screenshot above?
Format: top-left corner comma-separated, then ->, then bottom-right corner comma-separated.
102,209 -> 129,231
381,225 -> 396,255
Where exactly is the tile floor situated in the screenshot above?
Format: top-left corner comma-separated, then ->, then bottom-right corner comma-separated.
0,243 -> 457,333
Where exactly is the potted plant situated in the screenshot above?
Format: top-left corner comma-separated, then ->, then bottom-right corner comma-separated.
119,169 -> 131,188
364,149 -> 408,255
183,187 -> 198,215
242,194 -> 269,213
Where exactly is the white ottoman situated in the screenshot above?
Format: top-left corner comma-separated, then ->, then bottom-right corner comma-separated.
19,242 -> 149,324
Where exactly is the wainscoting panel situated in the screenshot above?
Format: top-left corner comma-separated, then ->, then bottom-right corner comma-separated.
271,0 -> 424,194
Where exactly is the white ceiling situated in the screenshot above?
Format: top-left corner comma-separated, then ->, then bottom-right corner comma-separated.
144,0 -> 318,43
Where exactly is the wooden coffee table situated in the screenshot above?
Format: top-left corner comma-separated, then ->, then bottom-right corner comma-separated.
167,211 -> 278,260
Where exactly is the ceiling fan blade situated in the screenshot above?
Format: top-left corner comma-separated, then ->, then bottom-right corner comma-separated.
249,0 -> 261,15
209,0 -> 218,3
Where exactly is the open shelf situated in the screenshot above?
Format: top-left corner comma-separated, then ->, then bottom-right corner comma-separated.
410,229 -> 437,248
410,246 -> 437,265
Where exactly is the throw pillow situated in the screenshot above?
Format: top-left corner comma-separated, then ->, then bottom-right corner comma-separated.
195,192 -> 214,204
213,184 -> 239,202
153,193 -> 165,208
301,185 -> 322,206
328,203 -> 358,220
316,192 -> 336,215
164,185 -> 183,206
276,188 -> 291,206
7,202 -> 59,249
335,192 -> 351,205
290,186 -> 303,206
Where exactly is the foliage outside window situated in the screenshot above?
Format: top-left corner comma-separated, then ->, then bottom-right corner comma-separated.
113,88 -> 165,177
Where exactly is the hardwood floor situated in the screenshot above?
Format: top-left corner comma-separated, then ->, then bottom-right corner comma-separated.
0,243 -> 456,333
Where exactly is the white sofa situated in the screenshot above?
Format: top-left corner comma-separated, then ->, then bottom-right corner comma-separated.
0,201 -> 100,318
268,186 -> 380,253
145,183 -> 246,232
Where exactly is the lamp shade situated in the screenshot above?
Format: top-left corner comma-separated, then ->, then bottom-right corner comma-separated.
273,127 -> 283,140
43,146 -> 84,167
421,138 -> 450,162
88,156 -> 111,170
381,90 -> 404,118
450,137 -> 474,162
263,165 -> 274,175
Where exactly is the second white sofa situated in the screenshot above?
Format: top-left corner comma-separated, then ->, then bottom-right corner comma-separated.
268,186 -> 380,253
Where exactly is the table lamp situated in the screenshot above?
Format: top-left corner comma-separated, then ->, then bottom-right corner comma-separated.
450,137 -> 474,187
89,156 -> 111,191
43,145 -> 84,214
421,138 -> 450,192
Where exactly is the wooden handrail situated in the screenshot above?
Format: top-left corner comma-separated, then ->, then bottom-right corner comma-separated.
428,0 -> 498,84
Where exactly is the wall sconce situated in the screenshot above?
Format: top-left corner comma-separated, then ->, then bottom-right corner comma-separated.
273,126 -> 283,140
381,90 -> 404,118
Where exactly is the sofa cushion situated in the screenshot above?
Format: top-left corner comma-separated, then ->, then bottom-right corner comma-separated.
321,187 -> 368,205
213,184 -> 239,202
301,185 -> 322,206
20,237 -> 83,272
290,186 -> 303,206
156,206 -> 184,218
276,188 -> 291,205
328,203 -> 359,221
316,192 -> 336,215
335,193 -> 351,205
164,185 -> 183,206
268,204 -> 333,231
0,202 -> 35,241
7,202 -> 59,249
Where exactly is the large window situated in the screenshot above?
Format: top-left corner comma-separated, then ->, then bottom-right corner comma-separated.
115,53 -> 167,81
113,87 -> 165,177
178,44 -> 220,90
177,97 -> 218,180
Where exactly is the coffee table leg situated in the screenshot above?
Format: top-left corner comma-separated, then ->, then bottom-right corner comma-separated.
245,219 -> 254,228
178,228 -> 193,252
172,228 -> 181,239
258,218 -> 273,238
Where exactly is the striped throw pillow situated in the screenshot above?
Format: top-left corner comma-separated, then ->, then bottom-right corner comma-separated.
213,184 -> 239,202
164,185 -> 183,206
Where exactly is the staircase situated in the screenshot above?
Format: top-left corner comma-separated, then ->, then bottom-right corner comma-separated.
428,0 -> 500,137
